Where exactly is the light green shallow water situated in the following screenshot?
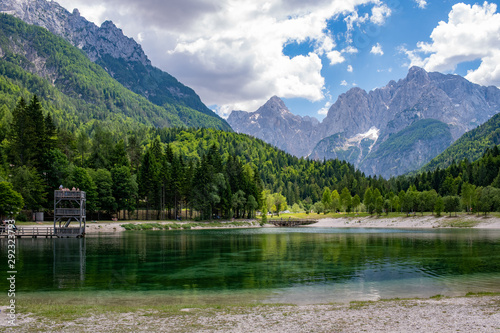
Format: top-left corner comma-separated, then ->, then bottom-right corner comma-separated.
2,228 -> 500,304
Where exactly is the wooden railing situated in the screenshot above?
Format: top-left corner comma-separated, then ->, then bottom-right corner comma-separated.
0,227 -> 85,237
55,208 -> 85,216
55,190 -> 86,199
0,227 -> 54,237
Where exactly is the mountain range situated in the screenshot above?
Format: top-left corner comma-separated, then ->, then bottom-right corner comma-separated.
3,0 -> 500,179
0,0 -> 230,131
228,67 -> 500,178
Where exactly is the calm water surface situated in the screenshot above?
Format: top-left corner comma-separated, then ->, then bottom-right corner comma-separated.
2,228 -> 500,304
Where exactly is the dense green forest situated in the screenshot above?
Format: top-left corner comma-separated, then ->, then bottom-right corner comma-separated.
0,95 -> 373,220
95,54 -> 231,130
0,13 -> 229,133
370,119 -> 452,160
3,95 -> 500,221
422,112 -> 500,172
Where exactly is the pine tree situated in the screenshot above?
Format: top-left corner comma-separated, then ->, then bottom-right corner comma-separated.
138,145 -> 160,219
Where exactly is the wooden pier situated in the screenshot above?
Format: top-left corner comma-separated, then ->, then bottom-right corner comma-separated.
268,219 -> 317,227
0,227 -> 86,238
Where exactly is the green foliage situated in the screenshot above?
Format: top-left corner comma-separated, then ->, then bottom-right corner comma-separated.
416,190 -> 438,215
290,203 -> 302,213
68,166 -> 98,212
475,186 -> 500,215
352,194 -> 361,213
321,187 -> 332,213
155,127 -> 372,204
312,201 -> 325,214
112,166 -> 137,217
0,181 -> 24,218
370,119 -> 452,160
434,196 -> 444,217
423,112 -> 500,171
364,188 -> 374,214
10,166 -> 46,211
89,169 -> 115,214
340,187 -> 352,213
0,14 -> 228,133
443,196 -> 461,216
95,55 -> 231,131
8,88 -> 500,220
263,192 -> 287,216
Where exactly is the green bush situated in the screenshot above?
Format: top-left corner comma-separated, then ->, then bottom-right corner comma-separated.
15,212 -> 28,222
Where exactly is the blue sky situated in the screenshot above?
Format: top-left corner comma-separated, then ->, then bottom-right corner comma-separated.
283,0 -> 493,118
56,0 -> 500,120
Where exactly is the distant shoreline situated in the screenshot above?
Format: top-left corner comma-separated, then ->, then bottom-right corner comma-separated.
304,214 -> 500,229
18,214 -> 500,234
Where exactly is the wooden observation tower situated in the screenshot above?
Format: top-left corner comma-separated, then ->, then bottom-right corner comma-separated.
54,190 -> 86,238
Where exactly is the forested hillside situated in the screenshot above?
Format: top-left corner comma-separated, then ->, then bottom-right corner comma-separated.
4,94 -> 500,220
422,112 -> 500,172
358,119 -> 453,177
0,14 -> 228,133
0,95 -> 377,220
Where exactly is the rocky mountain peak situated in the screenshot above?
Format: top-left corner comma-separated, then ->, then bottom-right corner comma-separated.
258,96 -> 291,116
227,96 -> 319,157
404,66 -> 431,85
0,0 -> 231,131
0,0 -> 150,66
231,67 -> 500,178
101,20 -> 116,29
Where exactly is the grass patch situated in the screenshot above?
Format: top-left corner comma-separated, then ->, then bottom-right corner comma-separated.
440,220 -> 479,228
465,292 -> 500,297
273,211 -> 442,220
120,223 -> 141,230
349,300 -> 375,309
13,294 -> 290,321
121,223 -> 167,230
120,221 -> 254,231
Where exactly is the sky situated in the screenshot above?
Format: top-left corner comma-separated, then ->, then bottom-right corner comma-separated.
55,0 -> 500,120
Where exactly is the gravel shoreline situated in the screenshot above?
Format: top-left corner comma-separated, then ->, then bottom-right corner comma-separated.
2,295 -> 499,332
306,214 -> 500,229
21,214 -> 500,234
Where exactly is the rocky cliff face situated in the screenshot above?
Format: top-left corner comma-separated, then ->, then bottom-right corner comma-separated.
230,67 -> 500,177
0,0 -> 149,65
227,96 -> 319,157
0,0 -> 231,130
316,67 -> 500,177
320,66 -> 500,144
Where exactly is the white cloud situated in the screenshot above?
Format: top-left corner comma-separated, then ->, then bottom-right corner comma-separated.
318,101 -> 332,115
370,43 -> 384,55
404,2 -> 500,87
343,2 -> 391,45
57,0 -> 381,116
342,46 -> 359,54
340,80 -> 348,86
327,51 -> 346,65
371,4 -> 391,25
414,0 -> 427,9
347,65 -> 353,72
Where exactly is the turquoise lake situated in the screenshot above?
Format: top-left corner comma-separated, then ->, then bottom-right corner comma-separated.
2,228 -> 500,305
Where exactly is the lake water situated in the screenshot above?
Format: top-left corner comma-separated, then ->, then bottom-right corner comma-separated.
2,228 -> 500,305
